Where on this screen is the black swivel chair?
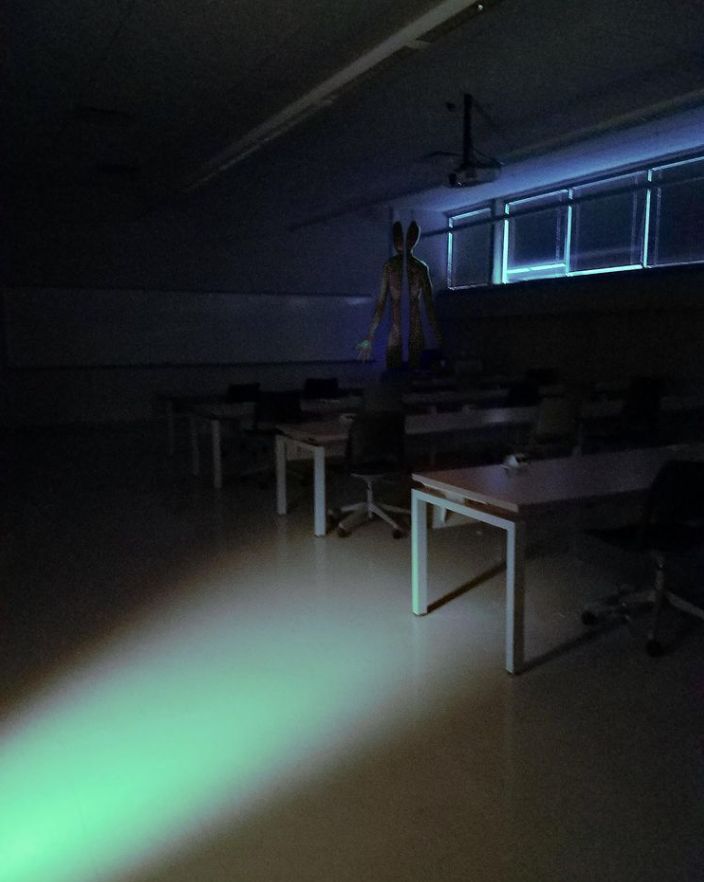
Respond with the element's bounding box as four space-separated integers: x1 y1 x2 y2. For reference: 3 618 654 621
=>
619 376 663 447
241 390 303 484
582 459 704 655
302 377 339 399
329 411 409 538
226 382 261 403
525 393 582 460
585 376 663 452
505 378 541 407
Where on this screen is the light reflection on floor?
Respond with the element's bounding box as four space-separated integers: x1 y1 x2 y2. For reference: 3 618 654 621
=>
0 424 702 882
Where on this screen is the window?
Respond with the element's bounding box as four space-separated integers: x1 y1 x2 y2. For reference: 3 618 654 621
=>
503 191 568 282
570 173 646 273
447 148 704 290
448 209 493 288
649 157 704 267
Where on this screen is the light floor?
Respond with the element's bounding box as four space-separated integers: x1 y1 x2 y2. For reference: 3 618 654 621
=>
1 423 703 882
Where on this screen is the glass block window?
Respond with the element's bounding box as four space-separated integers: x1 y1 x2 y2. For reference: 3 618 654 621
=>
448 208 493 288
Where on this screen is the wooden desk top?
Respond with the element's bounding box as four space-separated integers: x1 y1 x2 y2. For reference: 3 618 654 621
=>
413 445 704 515
192 401 256 418
278 405 539 446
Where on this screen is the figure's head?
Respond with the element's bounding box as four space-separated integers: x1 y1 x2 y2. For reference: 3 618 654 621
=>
406 220 421 252
392 221 404 254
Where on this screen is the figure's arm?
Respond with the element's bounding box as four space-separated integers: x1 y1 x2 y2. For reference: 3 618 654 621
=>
421 267 443 347
357 264 389 360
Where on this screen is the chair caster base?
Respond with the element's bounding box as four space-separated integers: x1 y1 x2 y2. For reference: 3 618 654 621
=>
392 528 406 539
337 526 351 538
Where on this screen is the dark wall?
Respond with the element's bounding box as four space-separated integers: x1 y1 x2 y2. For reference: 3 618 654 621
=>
436 264 704 382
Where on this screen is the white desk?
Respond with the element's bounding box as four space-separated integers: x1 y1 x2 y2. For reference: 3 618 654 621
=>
402 383 565 411
276 406 538 536
191 396 362 489
156 392 225 456
189 401 256 489
411 445 700 674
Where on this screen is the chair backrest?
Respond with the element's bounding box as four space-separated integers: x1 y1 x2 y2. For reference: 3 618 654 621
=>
525 367 560 386
362 383 405 413
255 390 302 426
302 377 339 399
505 379 540 407
621 376 662 439
532 394 580 445
346 411 405 471
227 382 261 403
646 459 704 528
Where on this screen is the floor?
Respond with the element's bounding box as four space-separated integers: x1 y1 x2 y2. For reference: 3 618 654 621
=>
1 422 703 882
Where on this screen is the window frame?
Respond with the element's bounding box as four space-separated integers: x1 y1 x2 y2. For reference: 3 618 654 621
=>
446 148 704 290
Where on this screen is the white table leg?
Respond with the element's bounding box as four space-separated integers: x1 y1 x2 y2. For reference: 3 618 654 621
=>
190 414 200 476
505 520 526 674
275 435 288 516
211 418 222 489
411 490 429 614
313 445 326 537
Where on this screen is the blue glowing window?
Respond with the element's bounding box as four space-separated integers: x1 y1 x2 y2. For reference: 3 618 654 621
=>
504 191 568 281
446 150 704 290
448 209 493 288
571 174 646 272
649 160 704 266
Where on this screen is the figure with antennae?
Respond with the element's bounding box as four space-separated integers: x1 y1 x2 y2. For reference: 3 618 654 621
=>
357 220 442 369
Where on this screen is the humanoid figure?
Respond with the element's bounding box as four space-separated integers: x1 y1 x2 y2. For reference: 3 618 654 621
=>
357 220 442 369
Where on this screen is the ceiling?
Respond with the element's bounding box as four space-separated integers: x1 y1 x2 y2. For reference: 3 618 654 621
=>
5 0 704 234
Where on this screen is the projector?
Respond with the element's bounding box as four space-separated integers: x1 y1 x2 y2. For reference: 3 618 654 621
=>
447 161 501 188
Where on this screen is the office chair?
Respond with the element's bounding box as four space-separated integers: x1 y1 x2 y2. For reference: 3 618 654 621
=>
226 382 260 403
241 390 303 484
329 411 409 538
362 382 405 413
499 394 580 469
221 382 261 461
505 378 541 407
585 376 663 452
620 376 663 446
302 377 339 399
525 367 560 387
581 459 704 655
526 394 581 459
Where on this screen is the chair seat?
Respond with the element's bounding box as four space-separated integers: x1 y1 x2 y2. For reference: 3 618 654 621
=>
583 459 704 654
332 410 408 538
588 523 704 555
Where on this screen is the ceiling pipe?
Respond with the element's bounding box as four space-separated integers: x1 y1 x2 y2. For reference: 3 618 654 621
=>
183 0 493 193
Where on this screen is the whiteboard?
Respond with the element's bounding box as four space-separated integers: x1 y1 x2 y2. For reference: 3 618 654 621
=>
4 288 376 366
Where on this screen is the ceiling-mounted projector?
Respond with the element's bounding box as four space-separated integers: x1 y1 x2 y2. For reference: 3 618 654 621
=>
447 93 501 188
448 159 501 188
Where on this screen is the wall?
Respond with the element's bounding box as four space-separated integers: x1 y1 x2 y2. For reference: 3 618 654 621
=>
7 105 704 426
395 104 704 218
436 264 704 384
4 211 394 425
3 288 382 424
